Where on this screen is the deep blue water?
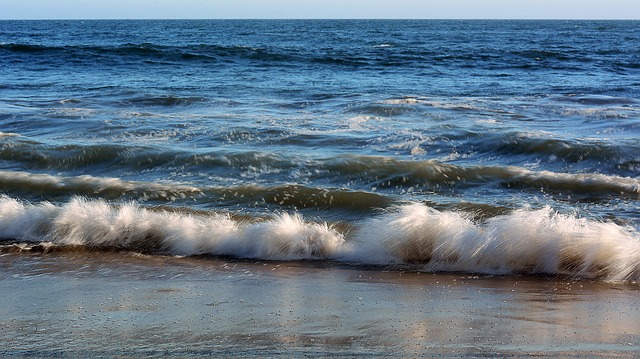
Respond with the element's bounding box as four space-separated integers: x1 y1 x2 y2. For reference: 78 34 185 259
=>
1 20 640 280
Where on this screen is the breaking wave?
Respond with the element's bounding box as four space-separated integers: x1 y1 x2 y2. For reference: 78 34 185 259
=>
1 196 639 282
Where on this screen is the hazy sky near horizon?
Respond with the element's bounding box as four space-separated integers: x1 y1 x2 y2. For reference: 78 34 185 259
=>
2 0 639 20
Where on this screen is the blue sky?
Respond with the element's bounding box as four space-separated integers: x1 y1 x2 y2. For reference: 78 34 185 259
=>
2 0 639 20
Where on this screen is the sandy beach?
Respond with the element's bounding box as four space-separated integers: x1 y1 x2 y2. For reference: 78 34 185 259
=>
1 251 638 358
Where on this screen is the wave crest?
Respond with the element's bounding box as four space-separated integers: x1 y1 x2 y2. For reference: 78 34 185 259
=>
1 197 639 282
0 196 344 261
344 204 640 282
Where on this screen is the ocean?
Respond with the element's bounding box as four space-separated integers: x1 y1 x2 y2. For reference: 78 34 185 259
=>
1 20 640 356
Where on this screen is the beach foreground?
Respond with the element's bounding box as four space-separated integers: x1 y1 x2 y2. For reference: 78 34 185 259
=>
1 252 638 358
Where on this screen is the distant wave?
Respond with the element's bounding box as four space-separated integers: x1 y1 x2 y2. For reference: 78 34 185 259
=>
1 196 638 282
324 156 640 198
0 170 391 210
4 112 638 176
0 170 202 201
121 95 207 107
0 153 637 205
488 132 621 163
0 42 362 67
4 41 637 71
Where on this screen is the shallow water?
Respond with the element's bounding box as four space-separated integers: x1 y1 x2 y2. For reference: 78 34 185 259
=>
1 253 638 357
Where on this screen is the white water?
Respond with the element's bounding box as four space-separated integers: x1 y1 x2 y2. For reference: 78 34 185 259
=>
1 196 639 282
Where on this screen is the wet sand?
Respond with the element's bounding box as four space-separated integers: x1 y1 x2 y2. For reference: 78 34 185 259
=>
1 251 639 358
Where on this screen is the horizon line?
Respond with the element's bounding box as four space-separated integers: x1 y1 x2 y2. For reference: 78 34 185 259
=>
2 17 639 21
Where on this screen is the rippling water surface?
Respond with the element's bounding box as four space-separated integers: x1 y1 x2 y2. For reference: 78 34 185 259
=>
1 20 640 281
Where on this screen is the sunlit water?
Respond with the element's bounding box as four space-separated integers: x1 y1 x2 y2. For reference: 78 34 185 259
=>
1 20 640 281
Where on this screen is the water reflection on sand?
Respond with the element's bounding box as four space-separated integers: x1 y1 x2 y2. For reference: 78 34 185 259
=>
1 252 638 357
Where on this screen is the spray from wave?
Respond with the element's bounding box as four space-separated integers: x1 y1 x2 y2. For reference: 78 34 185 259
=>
0 196 638 282
345 204 640 282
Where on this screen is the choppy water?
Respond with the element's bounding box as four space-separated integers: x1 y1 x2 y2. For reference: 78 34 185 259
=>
1 20 640 282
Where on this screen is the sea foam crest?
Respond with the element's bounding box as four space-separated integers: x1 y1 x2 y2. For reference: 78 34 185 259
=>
345 204 640 282
0 196 343 261
1 196 639 282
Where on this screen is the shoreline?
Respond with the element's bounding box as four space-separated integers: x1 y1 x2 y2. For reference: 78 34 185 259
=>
1 252 639 357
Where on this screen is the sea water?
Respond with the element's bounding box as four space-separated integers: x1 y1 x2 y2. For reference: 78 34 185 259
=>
1 20 640 281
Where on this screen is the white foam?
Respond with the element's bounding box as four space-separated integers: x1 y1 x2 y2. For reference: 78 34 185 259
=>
345 204 640 281
0 196 58 241
1 197 639 282
341 204 480 265
48 107 98 118
382 98 419 105
0 196 344 261
346 115 374 131
385 129 433 156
